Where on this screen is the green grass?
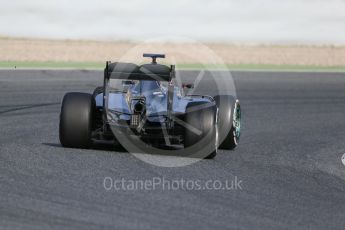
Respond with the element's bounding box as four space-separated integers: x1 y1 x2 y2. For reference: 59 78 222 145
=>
177 63 345 72
0 61 104 69
1 61 345 72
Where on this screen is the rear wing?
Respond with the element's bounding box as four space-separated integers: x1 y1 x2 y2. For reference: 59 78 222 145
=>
102 59 176 128
105 61 175 82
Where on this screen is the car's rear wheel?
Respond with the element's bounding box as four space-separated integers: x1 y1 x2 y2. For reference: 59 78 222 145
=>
214 95 241 150
184 101 218 159
59 93 94 148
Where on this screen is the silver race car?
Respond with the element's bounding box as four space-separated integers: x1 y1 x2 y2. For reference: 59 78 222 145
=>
59 54 241 159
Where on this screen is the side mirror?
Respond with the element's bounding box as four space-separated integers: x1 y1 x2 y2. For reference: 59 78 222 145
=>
182 84 194 89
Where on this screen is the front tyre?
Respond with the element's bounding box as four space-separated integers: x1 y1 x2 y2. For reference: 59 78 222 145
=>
59 93 94 148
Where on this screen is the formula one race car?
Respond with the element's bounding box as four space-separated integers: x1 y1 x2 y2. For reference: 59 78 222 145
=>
59 54 241 159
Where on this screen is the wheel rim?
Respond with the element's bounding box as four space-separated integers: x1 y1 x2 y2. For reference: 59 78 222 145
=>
215 108 219 152
233 100 241 143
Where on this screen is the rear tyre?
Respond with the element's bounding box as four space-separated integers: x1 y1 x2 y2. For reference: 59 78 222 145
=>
214 95 241 150
59 93 94 148
184 102 218 159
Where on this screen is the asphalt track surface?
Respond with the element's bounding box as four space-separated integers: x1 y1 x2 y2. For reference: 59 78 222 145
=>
1 69 345 229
